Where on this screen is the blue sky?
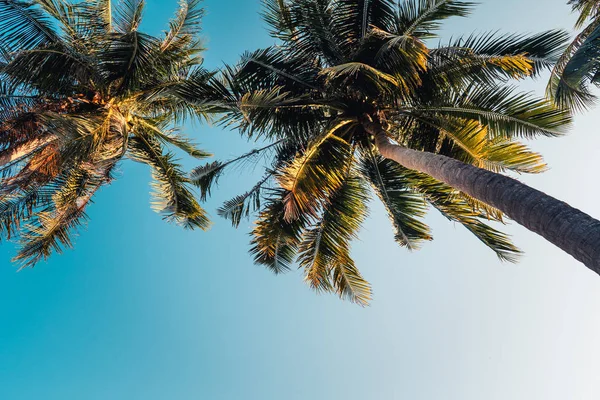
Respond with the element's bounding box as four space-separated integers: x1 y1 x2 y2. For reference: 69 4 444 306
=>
1 1 600 399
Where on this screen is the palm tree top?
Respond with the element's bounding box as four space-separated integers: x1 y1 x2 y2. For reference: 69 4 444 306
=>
548 0 600 109
193 0 572 305
0 0 224 267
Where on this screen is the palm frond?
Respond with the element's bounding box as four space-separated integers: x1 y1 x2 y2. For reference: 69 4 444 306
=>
396 0 475 39
190 140 282 200
570 0 600 28
217 173 271 227
261 0 296 41
550 23 600 111
298 174 372 305
128 131 210 230
432 30 569 79
359 151 432 249
113 0 145 34
334 0 396 41
403 84 572 138
250 190 308 274
12 167 105 268
0 0 60 51
161 0 204 52
403 169 522 262
277 121 355 222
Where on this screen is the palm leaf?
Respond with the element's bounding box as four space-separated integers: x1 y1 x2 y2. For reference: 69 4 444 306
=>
298 174 372 305
277 121 355 222
128 131 210 230
359 151 432 249
250 190 308 274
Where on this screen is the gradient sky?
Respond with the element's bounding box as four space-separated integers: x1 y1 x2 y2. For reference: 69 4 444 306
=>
1 1 600 399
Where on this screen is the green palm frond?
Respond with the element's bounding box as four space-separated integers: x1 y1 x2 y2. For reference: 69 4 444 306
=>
298 174 371 305
161 0 204 52
217 173 272 227
551 23 600 110
277 122 355 222
320 62 408 96
481 138 547 174
359 151 432 249
570 0 600 28
548 1 600 110
12 167 106 268
250 190 308 274
406 117 547 174
128 132 209 230
135 118 210 159
331 258 372 306
0 0 60 51
402 169 522 262
396 0 475 39
334 0 396 40
404 84 572 139
190 140 282 200
113 0 145 34
283 0 343 64
432 30 569 80
261 0 296 41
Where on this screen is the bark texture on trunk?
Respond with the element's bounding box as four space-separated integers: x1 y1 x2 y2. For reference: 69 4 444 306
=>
0 134 57 168
367 122 600 273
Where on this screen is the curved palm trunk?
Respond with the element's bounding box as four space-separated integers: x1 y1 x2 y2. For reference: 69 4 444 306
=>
0 134 57 169
366 122 600 273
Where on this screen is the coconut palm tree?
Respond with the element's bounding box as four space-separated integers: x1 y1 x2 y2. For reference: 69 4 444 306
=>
0 0 225 267
548 0 600 109
192 0 600 305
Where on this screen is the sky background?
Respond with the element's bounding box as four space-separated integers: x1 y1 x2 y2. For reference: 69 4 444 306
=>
1 1 600 399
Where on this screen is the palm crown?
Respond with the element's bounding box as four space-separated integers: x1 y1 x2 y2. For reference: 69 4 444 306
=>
0 0 223 267
193 0 572 305
548 0 600 109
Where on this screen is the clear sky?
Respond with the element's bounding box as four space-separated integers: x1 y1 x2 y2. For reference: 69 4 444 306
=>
1 1 600 399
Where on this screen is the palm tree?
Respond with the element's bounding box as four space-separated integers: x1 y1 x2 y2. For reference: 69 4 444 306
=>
548 0 600 109
0 0 224 267
193 0 600 305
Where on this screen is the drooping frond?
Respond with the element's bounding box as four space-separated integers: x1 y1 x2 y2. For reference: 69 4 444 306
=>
134 118 210 159
570 0 600 28
331 258 372 306
277 122 355 222
298 174 372 305
12 167 107 268
217 173 271 227
548 3 600 110
359 151 432 249
128 131 210 230
549 23 600 111
403 169 522 262
190 140 282 200
250 190 308 274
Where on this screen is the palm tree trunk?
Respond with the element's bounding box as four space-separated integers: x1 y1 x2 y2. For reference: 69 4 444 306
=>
365 122 600 273
0 134 57 168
